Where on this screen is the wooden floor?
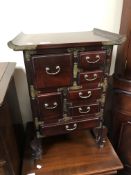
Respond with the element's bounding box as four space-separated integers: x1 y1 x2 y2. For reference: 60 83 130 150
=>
22 123 123 175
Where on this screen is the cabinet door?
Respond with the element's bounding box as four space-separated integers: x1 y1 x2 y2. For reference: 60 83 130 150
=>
37 92 63 124
32 53 73 89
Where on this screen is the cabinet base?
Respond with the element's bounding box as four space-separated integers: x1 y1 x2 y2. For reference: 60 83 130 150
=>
22 122 123 175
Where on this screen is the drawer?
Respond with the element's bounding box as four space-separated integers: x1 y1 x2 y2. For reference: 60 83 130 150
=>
78 51 106 69
67 88 102 104
39 117 100 136
37 92 63 123
32 53 73 89
77 70 103 86
68 103 100 117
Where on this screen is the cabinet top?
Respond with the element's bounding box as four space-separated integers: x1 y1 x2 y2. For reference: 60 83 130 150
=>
0 62 16 106
8 28 126 51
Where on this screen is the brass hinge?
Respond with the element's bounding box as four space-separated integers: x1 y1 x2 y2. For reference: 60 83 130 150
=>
69 82 82 90
58 114 72 123
35 117 44 129
102 45 113 56
30 85 38 99
103 78 108 92
36 131 45 138
67 47 85 58
96 94 106 108
69 62 82 90
34 118 45 138
73 62 79 79
98 78 108 92
100 94 106 107
24 50 37 61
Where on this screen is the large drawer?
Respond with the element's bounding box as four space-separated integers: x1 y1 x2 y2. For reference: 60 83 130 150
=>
39 117 100 136
32 53 73 89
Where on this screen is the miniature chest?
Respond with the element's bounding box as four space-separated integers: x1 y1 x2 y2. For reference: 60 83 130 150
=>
8 29 125 149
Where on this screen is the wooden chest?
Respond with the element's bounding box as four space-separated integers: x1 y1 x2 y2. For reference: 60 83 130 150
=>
8 29 125 152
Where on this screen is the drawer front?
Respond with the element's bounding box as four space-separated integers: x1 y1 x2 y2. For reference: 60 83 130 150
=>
68 103 100 117
37 92 63 123
67 88 102 104
77 70 103 86
78 51 106 69
40 117 100 136
32 53 73 89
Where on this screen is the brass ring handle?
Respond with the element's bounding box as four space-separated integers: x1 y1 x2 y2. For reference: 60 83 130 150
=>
84 73 97 81
79 91 92 99
44 102 58 110
86 55 100 63
78 106 90 114
45 66 60 75
65 123 77 131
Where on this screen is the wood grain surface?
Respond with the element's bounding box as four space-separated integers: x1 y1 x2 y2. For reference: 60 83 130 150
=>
22 122 123 175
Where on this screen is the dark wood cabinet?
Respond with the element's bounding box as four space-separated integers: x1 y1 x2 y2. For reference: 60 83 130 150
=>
112 78 131 175
8 29 125 157
0 63 24 175
110 0 131 174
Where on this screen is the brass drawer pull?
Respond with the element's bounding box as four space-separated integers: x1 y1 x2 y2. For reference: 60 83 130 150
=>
86 55 100 63
84 73 97 81
45 66 60 75
65 123 77 131
44 102 58 109
79 91 91 99
79 106 90 114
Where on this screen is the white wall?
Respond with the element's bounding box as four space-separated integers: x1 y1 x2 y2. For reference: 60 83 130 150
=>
0 0 123 125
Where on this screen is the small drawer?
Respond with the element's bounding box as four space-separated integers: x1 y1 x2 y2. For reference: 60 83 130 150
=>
68 103 100 116
78 51 106 69
77 70 103 85
67 88 102 104
39 117 100 136
32 53 73 89
37 92 63 123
